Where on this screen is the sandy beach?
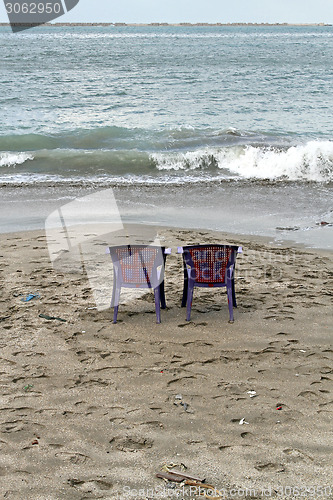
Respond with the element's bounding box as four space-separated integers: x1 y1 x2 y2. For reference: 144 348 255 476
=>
0 225 332 499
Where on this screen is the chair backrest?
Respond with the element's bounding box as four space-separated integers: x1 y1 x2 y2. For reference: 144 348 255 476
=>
183 245 237 284
109 245 165 288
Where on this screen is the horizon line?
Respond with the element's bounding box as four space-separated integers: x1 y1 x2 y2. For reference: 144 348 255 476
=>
0 22 332 27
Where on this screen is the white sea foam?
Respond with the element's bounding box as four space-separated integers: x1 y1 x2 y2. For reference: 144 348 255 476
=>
151 150 218 171
152 141 333 182
0 152 34 168
223 141 333 181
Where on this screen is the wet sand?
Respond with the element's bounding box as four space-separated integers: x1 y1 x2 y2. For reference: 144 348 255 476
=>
0 226 332 499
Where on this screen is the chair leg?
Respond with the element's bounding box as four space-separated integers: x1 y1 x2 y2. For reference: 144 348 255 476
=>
112 287 121 324
113 305 119 324
160 280 166 309
111 277 117 307
232 278 237 308
186 285 194 321
181 268 188 307
154 287 161 323
227 284 234 323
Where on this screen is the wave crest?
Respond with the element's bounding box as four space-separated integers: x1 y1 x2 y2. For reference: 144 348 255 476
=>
151 150 219 171
152 141 333 182
0 152 34 168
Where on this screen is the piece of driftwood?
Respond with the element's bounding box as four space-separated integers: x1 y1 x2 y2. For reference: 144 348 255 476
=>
156 470 205 483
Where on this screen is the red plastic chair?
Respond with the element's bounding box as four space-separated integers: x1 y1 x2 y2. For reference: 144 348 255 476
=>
180 244 239 323
109 245 166 323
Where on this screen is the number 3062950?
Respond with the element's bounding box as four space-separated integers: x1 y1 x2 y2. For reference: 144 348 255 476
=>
5 3 62 14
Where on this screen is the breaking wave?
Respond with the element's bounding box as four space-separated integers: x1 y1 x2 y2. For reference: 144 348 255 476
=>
0 128 332 184
152 141 333 182
0 152 34 168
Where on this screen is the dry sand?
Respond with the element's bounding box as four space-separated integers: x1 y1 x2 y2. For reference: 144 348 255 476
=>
0 226 332 499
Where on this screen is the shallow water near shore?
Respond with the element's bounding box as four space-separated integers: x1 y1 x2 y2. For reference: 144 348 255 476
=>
0 182 332 250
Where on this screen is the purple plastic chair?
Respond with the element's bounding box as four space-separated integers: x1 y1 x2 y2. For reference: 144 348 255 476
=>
181 244 239 323
109 245 166 324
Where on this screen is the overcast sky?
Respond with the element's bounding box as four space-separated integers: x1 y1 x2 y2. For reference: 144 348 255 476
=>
0 0 332 24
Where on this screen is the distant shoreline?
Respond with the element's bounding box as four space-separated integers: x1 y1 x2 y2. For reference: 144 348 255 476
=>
0 22 332 27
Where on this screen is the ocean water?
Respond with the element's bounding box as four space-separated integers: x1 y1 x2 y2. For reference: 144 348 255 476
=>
0 25 332 247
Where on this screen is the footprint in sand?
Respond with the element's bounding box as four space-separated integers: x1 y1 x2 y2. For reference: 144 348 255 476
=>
55 451 89 464
297 390 322 401
67 478 113 492
318 401 333 412
283 448 314 463
255 462 285 472
109 435 154 452
240 432 255 441
1 420 25 433
182 340 213 347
